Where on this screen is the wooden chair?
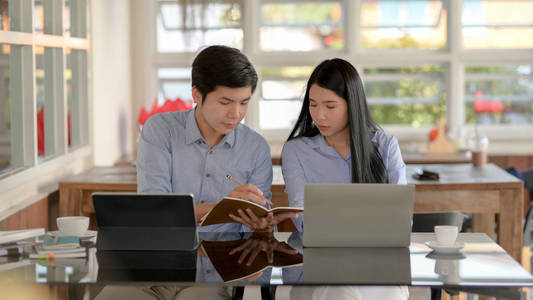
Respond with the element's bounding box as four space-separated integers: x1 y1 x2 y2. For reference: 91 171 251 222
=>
412 211 465 233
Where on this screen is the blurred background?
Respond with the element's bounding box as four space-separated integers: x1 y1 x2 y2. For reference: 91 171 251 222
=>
1 0 533 217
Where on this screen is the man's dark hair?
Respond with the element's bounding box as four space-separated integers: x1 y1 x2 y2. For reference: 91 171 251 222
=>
191 45 258 102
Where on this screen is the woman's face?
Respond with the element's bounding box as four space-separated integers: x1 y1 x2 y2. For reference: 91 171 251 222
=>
308 83 349 140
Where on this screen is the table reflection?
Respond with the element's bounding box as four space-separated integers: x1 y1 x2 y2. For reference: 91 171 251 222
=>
426 252 465 285
201 232 301 283
1 232 532 289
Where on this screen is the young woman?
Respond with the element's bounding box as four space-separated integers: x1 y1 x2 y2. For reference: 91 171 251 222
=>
281 57 410 300
282 58 407 232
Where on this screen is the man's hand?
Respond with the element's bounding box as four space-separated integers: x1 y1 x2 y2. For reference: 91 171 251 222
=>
194 203 216 223
228 184 272 206
229 232 299 266
229 209 299 232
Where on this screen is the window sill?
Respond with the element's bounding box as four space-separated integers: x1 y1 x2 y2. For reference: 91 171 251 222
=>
0 145 93 221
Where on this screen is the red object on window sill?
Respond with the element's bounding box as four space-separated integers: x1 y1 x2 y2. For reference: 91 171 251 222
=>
429 128 438 142
37 107 71 156
138 98 193 126
474 100 504 114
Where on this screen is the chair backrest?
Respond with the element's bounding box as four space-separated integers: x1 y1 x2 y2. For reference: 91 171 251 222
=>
412 211 465 233
522 168 533 199
522 168 533 245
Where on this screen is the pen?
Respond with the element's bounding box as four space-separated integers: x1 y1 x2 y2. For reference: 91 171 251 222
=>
226 174 273 205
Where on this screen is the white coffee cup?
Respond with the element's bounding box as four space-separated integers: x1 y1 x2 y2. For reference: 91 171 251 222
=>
57 216 89 236
434 225 458 246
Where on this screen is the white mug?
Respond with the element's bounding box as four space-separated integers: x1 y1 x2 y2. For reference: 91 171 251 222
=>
57 216 89 236
434 225 458 246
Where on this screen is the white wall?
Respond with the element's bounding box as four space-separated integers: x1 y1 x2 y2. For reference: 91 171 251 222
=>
130 0 157 144
91 0 134 166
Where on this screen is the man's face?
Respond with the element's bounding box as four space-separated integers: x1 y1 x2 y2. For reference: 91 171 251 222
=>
193 85 252 138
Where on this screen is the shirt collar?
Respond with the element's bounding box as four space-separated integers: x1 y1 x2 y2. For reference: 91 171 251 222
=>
185 108 236 148
222 127 236 148
310 134 355 161
185 109 204 145
310 134 328 150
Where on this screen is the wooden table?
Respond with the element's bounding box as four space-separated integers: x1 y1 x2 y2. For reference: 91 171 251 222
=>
272 163 524 262
56 165 299 231
401 152 471 164
406 163 524 262
58 164 524 262
58 166 137 229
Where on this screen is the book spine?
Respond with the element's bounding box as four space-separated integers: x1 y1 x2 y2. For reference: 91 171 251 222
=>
0 247 23 257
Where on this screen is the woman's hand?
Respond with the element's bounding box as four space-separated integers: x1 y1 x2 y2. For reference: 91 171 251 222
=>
229 209 299 232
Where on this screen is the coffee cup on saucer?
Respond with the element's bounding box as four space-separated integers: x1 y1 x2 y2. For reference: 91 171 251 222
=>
434 225 458 246
57 216 89 236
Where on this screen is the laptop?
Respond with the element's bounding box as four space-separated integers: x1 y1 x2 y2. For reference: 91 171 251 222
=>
303 184 414 247
93 192 199 251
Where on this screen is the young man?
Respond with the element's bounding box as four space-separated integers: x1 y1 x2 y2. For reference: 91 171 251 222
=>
136 45 297 232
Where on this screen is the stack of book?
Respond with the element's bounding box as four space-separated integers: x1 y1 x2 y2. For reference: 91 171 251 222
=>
0 228 45 272
30 236 86 259
0 228 44 247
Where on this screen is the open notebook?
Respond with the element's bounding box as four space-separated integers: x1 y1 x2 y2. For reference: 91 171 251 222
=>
200 197 303 226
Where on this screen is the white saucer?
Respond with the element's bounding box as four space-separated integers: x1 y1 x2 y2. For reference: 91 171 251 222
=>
48 230 97 240
426 251 466 260
425 241 465 254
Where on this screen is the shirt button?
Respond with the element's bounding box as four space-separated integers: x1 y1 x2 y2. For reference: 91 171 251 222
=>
206 173 211 178
206 269 211 274
197 140 202 144
209 151 213 155
201 200 205 204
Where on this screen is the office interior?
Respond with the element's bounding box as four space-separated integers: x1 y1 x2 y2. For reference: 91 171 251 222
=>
1 0 533 298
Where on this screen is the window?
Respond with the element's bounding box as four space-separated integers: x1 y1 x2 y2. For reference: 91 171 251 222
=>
157 0 243 53
157 68 193 105
0 0 90 178
0 44 11 173
364 66 446 126
259 66 314 129
147 0 533 145
66 48 89 148
360 0 446 50
462 0 533 49
34 0 45 34
465 65 533 125
259 1 343 51
0 2 10 31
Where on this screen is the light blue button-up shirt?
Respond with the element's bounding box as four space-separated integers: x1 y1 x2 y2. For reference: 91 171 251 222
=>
281 131 407 231
136 109 273 232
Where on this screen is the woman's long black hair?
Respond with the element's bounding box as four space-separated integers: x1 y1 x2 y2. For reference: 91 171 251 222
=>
287 58 388 183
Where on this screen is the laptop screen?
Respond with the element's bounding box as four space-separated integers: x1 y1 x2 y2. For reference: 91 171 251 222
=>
303 184 414 247
93 193 196 228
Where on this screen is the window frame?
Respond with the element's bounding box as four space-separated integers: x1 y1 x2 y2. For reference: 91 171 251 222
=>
0 0 91 213
147 0 533 145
